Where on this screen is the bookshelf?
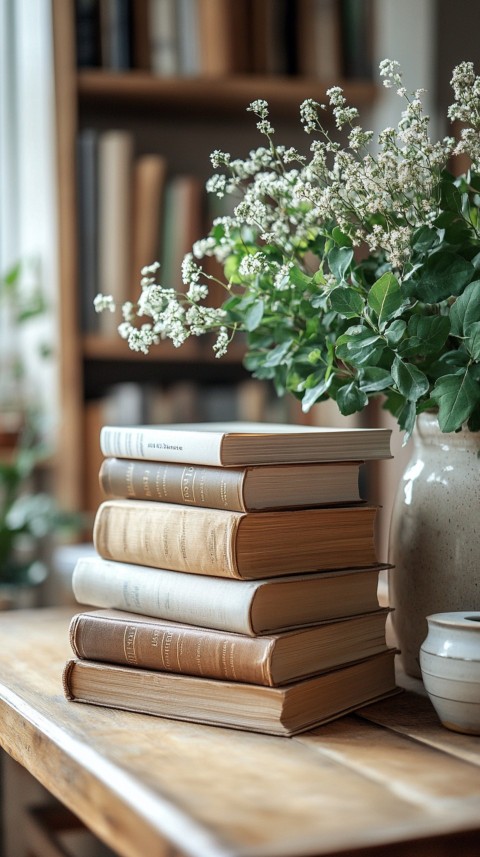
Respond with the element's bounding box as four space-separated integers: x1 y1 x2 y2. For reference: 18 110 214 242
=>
51 0 378 517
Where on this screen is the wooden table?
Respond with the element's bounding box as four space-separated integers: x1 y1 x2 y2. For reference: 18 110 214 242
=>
1 607 480 857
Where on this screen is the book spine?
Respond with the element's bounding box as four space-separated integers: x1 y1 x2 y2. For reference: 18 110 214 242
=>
93 500 242 577
100 426 225 465
70 613 274 685
97 131 133 336
99 458 247 511
71 558 256 634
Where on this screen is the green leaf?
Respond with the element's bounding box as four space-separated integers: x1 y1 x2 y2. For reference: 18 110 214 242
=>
408 251 474 302
433 211 472 246
397 400 417 442
335 329 384 367
329 287 364 318
411 225 438 254
449 280 480 336
384 319 407 348
439 177 463 213
331 227 353 248
327 246 354 283
244 299 264 331
367 272 404 330
263 340 292 367
399 315 451 357
466 321 480 361
301 376 333 411
337 382 368 416
391 357 429 402
359 367 393 393
431 370 480 432
289 267 312 289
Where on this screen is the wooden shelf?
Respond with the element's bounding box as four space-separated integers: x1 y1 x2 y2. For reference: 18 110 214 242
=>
77 71 377 116
82 335 247 366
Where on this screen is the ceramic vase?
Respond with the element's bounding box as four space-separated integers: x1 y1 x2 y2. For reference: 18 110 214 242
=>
420 612 480 734
388 412 480 678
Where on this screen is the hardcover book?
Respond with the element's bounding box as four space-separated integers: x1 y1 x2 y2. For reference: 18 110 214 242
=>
98 457 363 511
93 499 379 578
72 557 389 635
99 421 392 467
63 648 399 736
69 608 390 686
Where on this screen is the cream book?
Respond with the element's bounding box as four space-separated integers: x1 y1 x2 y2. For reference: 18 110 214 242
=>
72 557 389 635
63 649 399 736
99 421 392 466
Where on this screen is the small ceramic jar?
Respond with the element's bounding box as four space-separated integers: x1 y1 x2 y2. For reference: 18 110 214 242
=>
420 612 480 735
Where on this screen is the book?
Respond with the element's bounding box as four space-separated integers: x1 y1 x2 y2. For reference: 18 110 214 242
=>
99 421 393 466
296 0 342 80
98 457 363 511
72 557 388 635
97 130 133 336
130 153 168 299
160 175 204 292
198 0 250 75
176 0 201 76
339 0 374 79
75 0 101 67
149 0 179 76
69 607 391 686
76 128 99 333
93 499 379 578
99 0 132 70
62 648 398 736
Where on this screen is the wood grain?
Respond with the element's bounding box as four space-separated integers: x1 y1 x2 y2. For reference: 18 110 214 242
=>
1 608 480 857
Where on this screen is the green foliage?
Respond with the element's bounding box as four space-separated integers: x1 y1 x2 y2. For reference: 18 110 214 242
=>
103 60 480 442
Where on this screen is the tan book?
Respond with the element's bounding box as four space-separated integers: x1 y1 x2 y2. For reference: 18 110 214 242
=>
130 154 168 300
62 649 399 736
99 421 392 466
72 557 389 635
69 608 390 686
97 129 133 336
93 499 379 579
98 457 363 511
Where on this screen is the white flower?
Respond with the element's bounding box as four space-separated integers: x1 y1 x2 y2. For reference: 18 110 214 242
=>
94 294 115 313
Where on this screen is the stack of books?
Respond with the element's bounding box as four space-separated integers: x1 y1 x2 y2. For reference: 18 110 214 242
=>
63 422 398 736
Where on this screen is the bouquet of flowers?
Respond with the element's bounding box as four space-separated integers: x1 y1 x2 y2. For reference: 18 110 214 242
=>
95 60 480 440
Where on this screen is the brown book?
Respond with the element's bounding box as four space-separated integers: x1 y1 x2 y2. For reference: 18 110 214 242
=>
72 557 389 635
93 499 379 579
98 457 363 511
99 421 393 466
69 608 390 686
130 154 168 300
62 648 399 736
160 175 204 292
198 0 250 75
131 0 151 70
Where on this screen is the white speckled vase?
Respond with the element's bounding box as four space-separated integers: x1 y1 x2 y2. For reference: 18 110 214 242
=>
389 412 480 678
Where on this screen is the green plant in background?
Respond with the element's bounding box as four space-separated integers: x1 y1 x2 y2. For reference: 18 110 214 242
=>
0 261 76 588
95 60 480 441
0 426 74 586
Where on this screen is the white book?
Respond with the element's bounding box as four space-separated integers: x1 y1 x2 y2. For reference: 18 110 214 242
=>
72 555 388 635
149 0 179 76
99 421 393 466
